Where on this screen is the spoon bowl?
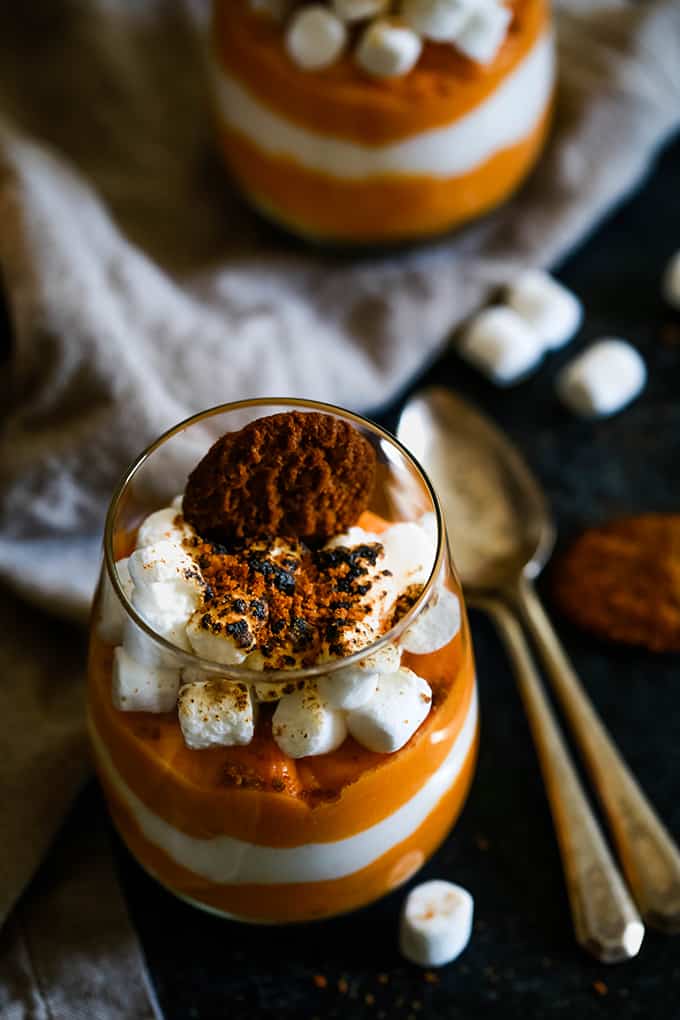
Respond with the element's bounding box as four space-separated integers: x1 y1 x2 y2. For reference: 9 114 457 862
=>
397 387 554 592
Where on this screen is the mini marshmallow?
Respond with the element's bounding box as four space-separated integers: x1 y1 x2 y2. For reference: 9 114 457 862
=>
272 686 347 758
136 507 192 549
131 585 193 651
401 0 472 41
453 2 511 63
557 339 647 418
128 540 202 593
248 0 294 19
254 676 307 702
178 678 257 749
380 521 437 588
171 493 184 510
286 5 347 70
324 525 381 549
318 642 402 709
401 587 461 654
356 19 423 77
400 880 474 967
459 306 544 385
347 667 432 752
417 512 438 546
662 250 680 310
506 269 583 350
112 646 180 713
97 557 133 644
333 0 390 20
186 610 256 665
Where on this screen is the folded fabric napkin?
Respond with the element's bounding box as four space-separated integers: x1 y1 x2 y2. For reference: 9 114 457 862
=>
1 1 679 1015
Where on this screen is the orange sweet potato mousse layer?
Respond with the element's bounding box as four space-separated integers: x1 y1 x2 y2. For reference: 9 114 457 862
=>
99 733 478 922
218 104 551 242
213 0 548 145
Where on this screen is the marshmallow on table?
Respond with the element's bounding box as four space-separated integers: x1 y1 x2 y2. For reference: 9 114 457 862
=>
401 586 461 654
318 641 402 709
333 0 390 20
557 339 647 417
286 6 348 70
347 667 432 752
400 880 474 967
112 647 180 713
506 269 583 350
453 3 511 64
178 678 257 749
356 19 423 77
458 306 544 385
662 250 680 310
273 686 347 758
401 0 472 41
97 557 133 644
135 507 192 549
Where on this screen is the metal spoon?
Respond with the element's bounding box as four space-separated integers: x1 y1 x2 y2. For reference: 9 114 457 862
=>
398 387 680 946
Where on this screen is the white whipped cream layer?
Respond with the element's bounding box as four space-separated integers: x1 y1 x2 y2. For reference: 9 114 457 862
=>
214 29 554 180
89 683 477 885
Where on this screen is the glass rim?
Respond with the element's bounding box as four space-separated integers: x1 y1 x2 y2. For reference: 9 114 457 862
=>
103 396 448 684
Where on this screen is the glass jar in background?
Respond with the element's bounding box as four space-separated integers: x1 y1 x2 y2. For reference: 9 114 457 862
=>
88 398 478 923
211 0 554 245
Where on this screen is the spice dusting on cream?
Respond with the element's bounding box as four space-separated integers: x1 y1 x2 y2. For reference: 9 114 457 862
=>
99 411 461 758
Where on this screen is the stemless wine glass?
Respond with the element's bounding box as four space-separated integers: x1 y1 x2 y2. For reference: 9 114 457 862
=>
88 398 478 923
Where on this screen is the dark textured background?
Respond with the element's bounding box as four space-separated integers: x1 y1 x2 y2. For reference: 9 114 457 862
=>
5 134 680 1019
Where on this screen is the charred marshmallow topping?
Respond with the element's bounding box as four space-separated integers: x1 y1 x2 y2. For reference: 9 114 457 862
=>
99 509 459 758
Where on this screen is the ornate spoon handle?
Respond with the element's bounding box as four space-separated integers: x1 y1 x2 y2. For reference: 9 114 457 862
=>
473 594 644 962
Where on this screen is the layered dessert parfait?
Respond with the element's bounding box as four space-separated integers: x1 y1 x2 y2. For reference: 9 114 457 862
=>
212 0 554 243
89 403 477 922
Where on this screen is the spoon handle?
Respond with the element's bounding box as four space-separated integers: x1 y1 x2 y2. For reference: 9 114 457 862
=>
513 575 680 933
474 595 644 962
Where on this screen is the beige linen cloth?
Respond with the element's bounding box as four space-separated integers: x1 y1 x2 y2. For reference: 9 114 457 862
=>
1 1 679 1016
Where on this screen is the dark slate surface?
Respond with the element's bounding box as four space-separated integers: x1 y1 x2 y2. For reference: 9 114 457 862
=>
112 132 680 1019
3 134 678 1018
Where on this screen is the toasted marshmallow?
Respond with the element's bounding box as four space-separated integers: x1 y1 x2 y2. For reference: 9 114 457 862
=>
135 507 192 549
254 676 308 702
459 306 543 385
248 0 294 19
333 0 390 20
401 587 461 654
400 880 474 967
112 646 180 713
319 642 402 709
324 525 381 549
186 609 257 665
662 250 680 310
347 667 432 752
557 339 646 417
272 686 347 758
453 2 511 63
506 270 583 350
401 0 471 41
286 6 347 70
97 557 133 644
381 522 436 589
356 19 423 77
178 678 257 749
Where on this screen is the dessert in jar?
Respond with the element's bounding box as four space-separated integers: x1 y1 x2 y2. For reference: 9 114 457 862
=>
88 400 477 923
212 0 554 244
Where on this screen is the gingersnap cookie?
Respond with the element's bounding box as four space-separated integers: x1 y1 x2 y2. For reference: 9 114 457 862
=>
552 514 680 653
183 411 376 544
